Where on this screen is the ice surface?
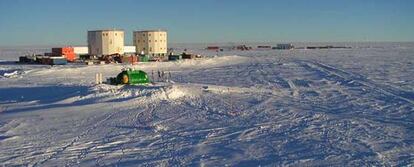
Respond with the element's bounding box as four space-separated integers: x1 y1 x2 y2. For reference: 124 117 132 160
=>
0 42 413 166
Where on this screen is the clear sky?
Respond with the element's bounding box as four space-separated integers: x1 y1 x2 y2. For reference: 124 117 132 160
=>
0 0 413 46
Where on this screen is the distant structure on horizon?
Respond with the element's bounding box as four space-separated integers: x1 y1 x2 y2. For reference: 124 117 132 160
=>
87 29 125 55
133 30 167 57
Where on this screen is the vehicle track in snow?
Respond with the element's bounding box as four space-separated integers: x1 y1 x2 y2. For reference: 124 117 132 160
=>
32 104 120 166
302 60 413 104
249 56 291 89
289 60 414 165
2 50 414 166
296 60 414 120
266 58 414 165
57 99 163 166
78 58 413 166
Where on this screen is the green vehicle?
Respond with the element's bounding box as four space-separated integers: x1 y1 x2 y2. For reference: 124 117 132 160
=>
139 55 150 62
109 69 150 85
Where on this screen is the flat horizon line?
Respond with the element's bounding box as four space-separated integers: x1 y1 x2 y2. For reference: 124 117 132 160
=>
1 41 413 48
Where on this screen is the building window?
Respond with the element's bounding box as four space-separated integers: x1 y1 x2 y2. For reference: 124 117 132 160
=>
155 40 157 42
149 40 151 42
115 33 117 36
149 34 151 36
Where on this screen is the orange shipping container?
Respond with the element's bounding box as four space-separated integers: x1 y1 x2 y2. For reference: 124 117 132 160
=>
64 53 76 62
52 47 74 55
52 47 76 62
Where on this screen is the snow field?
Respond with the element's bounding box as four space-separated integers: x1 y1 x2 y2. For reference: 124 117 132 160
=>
0 43 413 166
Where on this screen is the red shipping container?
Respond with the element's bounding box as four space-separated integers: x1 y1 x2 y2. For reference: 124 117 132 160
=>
121 55 138 64
207 46 220 50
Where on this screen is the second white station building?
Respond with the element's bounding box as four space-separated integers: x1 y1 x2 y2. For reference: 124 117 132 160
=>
87 29 125 55
133 30 167 57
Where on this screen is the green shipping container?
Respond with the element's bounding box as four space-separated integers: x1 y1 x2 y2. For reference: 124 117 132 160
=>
139 55 150 62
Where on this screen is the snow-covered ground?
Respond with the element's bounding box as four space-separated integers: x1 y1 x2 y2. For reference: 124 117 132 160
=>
0 42 413 166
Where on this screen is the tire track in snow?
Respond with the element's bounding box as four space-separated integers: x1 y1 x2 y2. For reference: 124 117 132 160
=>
33 105 119 166
297 60 414 122
237 56 298 99
161 92 274 145
292 60 414 165
300 60 413 105
68 103 159 166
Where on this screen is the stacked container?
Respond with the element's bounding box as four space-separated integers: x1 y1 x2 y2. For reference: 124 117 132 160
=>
52 47 76 62
139 55 149 62
121 55 138 64
50 57 68 65
168 55 181 61
40 57 52 65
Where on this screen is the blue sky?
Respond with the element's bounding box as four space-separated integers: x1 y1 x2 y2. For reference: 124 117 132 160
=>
0 0 413 46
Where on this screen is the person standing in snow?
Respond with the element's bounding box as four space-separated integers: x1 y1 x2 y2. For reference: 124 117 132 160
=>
151 70 154 82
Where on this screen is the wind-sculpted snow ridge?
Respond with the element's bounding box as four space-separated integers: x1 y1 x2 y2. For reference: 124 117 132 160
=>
0 43 414 166
80 84 194 103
